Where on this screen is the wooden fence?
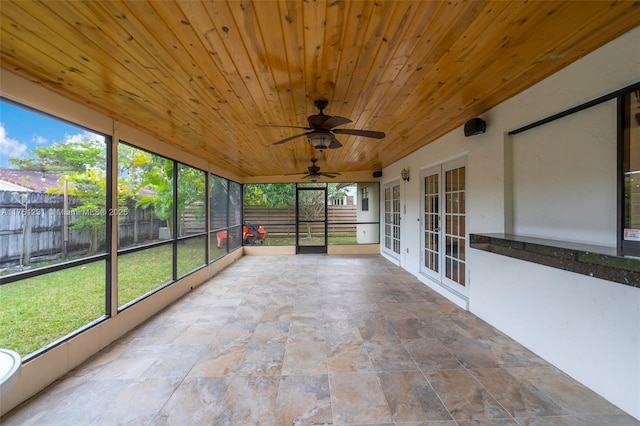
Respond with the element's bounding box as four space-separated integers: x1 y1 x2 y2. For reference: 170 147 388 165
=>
0 191 162 269
243 205 357 236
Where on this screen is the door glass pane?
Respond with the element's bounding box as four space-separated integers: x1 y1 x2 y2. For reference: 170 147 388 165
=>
391 184 401 254
423 173 439 272
384 187 392 250
445 166 466 286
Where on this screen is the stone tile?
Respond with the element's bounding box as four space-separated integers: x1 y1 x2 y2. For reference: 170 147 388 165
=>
390 317 437 339
212 374 280 425
87 353 160 381
273 374 332 425
152 376 231 425
329 372 394 425
288 317 327 342
250 320 290 344
259 304 293 322
324 318 363 344
170 320 227 345
365 339 419 372
470 368 567 418
140 345 205 379
357 317 400 342
507 367 631 417
236 342 285 377
425 369 512 421
378 371 453 422
282 341 328 375
92 377 182 425
327 341 374 373
187 341 247 378
404 337 464 371
211 319 258 345
514 415 640 425
1 378 131 425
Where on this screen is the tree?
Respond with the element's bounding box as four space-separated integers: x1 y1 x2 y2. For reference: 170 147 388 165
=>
176 164 205 237
134 156 206 238
10 137 108 256
298 189 325 240
54 168 107 254
118 145 156 243
9 138 105 174
135 156 174 235
243 184 295 207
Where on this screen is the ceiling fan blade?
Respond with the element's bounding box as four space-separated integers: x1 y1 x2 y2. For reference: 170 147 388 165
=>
272 131 314 145
332 128 386 139
320 172 340 178
260 124 311 130
284 172 310 176
328 137 343 149
322 116 352 129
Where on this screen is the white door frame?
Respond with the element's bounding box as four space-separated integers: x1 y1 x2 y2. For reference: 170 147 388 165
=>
382 179 402 263
419 157 469 299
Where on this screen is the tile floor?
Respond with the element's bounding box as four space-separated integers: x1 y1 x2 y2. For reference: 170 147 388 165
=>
2 255 638 425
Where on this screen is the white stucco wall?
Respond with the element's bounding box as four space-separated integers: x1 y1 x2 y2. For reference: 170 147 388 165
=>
511 100 618 245
382 25 640 419
356 182 380 244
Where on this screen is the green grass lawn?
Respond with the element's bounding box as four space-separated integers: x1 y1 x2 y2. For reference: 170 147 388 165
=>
0 261 106 356
0 238 208 357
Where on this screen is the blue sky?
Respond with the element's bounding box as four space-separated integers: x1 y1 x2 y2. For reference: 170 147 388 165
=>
0 100 100 168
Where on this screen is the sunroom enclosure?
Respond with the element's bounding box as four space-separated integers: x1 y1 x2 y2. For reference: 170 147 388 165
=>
0 25 639 422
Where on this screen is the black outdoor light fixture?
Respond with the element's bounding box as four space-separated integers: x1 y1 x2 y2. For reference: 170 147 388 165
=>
401 168 410 182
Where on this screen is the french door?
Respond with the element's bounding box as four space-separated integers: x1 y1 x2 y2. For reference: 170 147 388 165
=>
383 181 401 258
420 159 468 297
296 186 327 254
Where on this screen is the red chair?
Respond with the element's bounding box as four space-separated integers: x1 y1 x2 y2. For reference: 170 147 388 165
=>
216 230 231 248
243 224 266 244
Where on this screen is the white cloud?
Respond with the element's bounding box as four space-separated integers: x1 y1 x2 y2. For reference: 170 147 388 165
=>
64 131 106 144
32 135 48 145
0 123 27 158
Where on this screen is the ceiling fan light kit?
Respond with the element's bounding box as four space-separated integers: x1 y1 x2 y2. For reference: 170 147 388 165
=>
308 132 333 151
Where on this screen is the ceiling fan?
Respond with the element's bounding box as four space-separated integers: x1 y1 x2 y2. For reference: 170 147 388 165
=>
286 158 341 183
268 100 385 151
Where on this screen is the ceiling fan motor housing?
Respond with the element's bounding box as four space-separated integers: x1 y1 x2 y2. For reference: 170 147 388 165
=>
314 99 329 111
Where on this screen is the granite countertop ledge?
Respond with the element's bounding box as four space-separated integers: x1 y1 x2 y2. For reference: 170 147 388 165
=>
470 233 640 288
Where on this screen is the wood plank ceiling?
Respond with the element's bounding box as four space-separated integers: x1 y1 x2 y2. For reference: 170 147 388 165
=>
1 1 639 179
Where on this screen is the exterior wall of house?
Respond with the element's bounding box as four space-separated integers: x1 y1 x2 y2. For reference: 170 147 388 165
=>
381 26 640 419
357 182 380 244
